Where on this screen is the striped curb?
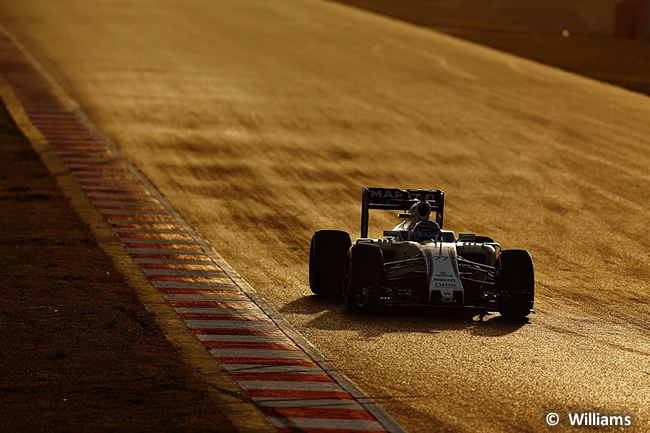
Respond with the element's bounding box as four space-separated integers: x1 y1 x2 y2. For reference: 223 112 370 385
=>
0 29 404 433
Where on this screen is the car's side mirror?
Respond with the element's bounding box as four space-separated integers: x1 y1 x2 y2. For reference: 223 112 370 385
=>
458 232 476 242
383 230 410 240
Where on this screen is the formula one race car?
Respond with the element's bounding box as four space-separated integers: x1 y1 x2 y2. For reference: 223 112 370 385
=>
309 187 534 318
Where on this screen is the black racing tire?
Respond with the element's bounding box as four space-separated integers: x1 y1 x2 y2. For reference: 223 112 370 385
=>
343 243 384 312
309 230 351 298
474 235 495 243
497 249 535 319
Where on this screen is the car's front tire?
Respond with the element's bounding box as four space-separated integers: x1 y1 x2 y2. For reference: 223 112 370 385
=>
496 249 535 319
343 243 384 312
309 230 351 298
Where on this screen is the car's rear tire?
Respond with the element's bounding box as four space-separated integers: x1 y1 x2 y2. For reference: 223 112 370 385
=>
343 243 383 312
497 249 534 319
474 235 495 243
309 230 351 298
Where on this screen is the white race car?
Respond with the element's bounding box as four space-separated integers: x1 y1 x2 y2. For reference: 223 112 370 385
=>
309 187 534 318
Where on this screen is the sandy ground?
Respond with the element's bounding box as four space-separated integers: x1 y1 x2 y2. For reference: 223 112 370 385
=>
0 0 649 432
0 104 235 432
329 0 650 95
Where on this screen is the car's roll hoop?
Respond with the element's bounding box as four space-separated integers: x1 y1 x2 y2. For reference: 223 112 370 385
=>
360 187 445 237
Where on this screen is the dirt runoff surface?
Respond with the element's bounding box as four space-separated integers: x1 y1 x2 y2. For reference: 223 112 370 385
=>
0 104 236 432
328 0 650 95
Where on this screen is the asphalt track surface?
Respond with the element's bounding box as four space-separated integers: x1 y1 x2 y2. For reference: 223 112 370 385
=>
1 1 648 432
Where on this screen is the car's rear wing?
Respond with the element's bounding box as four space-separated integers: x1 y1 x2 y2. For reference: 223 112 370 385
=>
360 187 445 237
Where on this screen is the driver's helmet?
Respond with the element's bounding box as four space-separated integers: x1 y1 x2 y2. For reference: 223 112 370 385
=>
412 220 441 241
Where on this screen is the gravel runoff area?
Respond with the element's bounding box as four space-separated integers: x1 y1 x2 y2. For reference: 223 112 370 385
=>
0 102 237 432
